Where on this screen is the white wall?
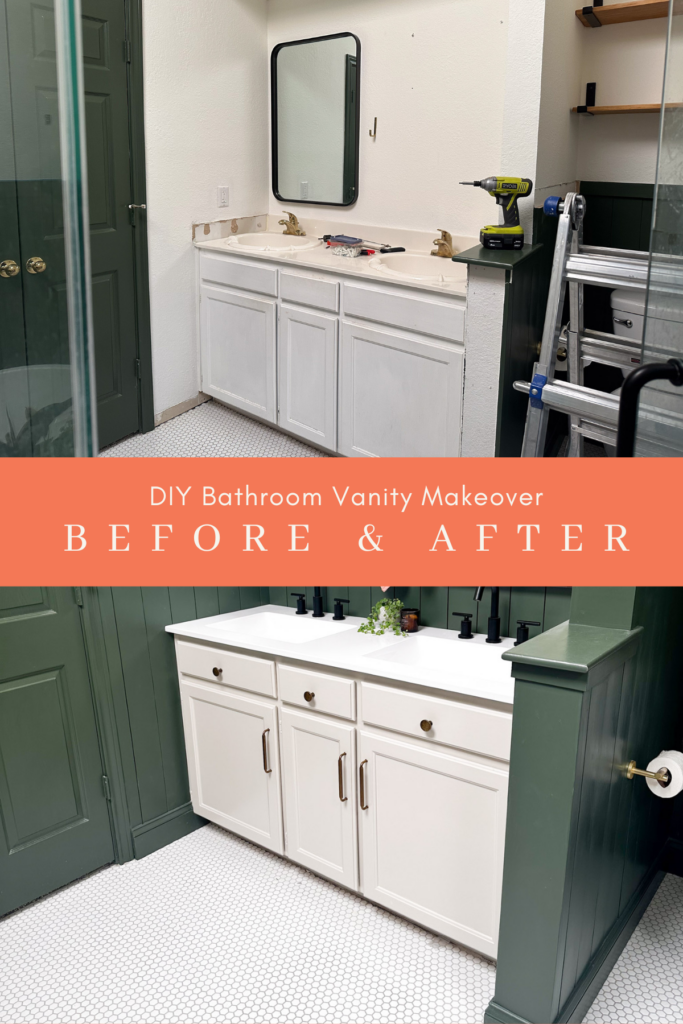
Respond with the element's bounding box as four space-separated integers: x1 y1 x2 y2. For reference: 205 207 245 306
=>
143 0 269 418
534 0 582 200
576 17 667 183
266 0 510 240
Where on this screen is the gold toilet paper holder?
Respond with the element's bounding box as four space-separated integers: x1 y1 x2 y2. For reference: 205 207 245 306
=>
626 760 671 786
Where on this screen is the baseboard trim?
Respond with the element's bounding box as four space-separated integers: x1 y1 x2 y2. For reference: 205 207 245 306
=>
132 802 206 859
484 1001 532 1024
154 393 211 426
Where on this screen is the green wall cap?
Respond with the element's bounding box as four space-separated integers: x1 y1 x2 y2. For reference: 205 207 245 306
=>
502 620 642 674
451 242 543 270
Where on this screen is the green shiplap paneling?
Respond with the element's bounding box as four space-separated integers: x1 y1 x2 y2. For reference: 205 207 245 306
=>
194 588 220 619
580 182 654 253
489 587 683 1024
419 588 448 629
168 588 198 625
240 587 265 609
394 587 421 614
217 588 242 614
543 588 573 631
347 587 372 616
508 588 546 641
267 587 288 607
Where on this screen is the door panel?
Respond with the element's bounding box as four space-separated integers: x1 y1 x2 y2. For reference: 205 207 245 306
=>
2 0 142 451
281 708 357 889
339 321 463 457
180 679 283 854
0 588 115 916
201 286 277 421
278 306 337 448
358 730 508 958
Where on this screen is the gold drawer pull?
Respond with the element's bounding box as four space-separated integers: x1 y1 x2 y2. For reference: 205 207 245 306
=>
212 666 222 678
420 719 433 733
304 691 315 702
359 759 368 810
338 753 348 802
262 729 272 774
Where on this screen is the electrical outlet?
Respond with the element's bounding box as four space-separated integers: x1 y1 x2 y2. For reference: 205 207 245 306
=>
217 186 230 208
300 181 309 200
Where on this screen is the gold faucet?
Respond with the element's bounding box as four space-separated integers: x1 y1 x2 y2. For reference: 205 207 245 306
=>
432 229 456 258
279 211 306 236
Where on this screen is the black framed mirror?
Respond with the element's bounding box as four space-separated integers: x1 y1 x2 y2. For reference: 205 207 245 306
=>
271 33 361 207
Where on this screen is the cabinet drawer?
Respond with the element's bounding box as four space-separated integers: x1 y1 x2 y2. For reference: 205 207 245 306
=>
175 640 276 697
278 664 355 721
281 272 339 313
361 682 511 761
200 253 277 297
343 284 464 342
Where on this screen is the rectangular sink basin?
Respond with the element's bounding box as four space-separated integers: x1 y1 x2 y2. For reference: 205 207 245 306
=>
216 612 350 645
364 634 513 678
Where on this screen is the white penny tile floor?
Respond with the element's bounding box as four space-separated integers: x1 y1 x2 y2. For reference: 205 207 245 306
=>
100 401 326 458
0 824 681 1024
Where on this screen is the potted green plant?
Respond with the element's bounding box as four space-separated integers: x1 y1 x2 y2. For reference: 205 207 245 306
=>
358 597 407 637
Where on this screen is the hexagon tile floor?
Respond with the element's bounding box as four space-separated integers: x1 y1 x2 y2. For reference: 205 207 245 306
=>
0 825 681 1024
99 401 326 458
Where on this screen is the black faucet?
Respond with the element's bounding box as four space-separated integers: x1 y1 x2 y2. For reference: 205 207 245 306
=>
452 611 474 639
515 619 540 646
291 593 307 615
333 598 350 621
312 587 325 618
474 587 502 644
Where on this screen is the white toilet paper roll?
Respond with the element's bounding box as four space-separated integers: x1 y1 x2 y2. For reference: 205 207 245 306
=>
645 750 683 799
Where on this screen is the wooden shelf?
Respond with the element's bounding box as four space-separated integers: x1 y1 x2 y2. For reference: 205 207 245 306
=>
576 1 669 28
571 103 661 113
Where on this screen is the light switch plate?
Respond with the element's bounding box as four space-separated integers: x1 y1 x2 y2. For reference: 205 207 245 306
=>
217 186 230 208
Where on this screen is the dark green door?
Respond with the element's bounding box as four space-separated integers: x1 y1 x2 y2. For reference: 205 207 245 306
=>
0 588 114 916
1 0 145 452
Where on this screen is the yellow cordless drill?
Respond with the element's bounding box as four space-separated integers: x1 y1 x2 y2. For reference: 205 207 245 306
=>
460 176 533 250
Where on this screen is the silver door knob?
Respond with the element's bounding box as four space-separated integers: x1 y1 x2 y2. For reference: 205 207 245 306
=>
26 257 46 274
0 259 20 278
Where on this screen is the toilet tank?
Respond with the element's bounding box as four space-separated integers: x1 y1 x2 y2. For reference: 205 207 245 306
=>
610 288 646 342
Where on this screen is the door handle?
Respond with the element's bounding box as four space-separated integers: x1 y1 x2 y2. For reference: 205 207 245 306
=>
262 728 273 774
359 759 368 810
0 259 20 278
128 203 146 209
26 257 46 274
338 752 348 802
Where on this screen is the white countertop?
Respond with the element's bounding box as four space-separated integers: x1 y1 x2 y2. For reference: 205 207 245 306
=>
166 605 515 706
195 237 469 299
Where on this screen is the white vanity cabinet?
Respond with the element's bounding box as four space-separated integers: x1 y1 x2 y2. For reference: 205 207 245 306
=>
358 730 508 959
197 247 466 455
173 634 510 958
179 679 283 854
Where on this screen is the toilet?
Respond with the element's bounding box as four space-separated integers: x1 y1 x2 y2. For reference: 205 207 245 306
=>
610 288 646 343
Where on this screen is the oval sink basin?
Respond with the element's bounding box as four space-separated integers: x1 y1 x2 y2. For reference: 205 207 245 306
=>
226 233 322 253
369 253 467 286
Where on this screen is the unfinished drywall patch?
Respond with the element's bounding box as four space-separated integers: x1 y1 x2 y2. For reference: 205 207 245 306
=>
266 0 509 240
534 0 582 198
143 0 269 418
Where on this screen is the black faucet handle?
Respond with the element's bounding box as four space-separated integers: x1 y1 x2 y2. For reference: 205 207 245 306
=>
333 598 350 621
291 593 307 615
515 619 541 646
452 611 474 639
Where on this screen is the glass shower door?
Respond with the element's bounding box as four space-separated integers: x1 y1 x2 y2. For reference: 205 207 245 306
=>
0 0 97 456
635 1 683 456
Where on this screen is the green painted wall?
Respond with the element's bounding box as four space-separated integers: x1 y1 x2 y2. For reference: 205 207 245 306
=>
268 586 571 640
487 587 683 1024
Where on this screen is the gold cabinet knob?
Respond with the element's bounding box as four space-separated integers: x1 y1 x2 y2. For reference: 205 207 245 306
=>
304 691 315 702
26 257 46 274
0 259 20 278
420 719 433 733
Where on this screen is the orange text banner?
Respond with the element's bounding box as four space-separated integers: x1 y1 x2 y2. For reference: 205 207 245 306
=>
0 458 679 586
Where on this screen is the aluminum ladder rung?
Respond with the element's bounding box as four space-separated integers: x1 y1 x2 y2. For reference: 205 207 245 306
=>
515 379 620 425
565 252 649 289
580 328 642 371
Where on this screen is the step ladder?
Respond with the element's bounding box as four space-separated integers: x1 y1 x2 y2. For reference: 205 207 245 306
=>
516 192 649 457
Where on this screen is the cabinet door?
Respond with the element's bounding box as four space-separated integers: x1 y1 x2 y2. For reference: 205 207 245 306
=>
358 730 508 958
278 305 337 448
339 321 463 456
281 708 358 889
180 679 283 854
200 285 276 422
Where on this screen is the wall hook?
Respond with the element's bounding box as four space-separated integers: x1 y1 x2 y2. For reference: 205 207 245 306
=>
369 117 377 139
